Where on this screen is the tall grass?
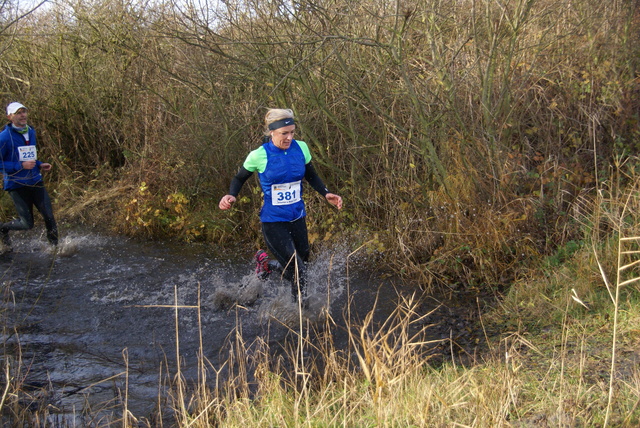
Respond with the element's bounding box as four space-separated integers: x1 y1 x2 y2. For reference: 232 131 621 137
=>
79 260 640 426
590 176 640 426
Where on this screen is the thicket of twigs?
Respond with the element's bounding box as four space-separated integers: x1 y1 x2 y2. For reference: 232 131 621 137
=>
0 0 638 288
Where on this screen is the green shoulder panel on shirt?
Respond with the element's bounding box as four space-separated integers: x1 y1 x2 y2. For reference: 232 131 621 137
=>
297 140 312 164
243 146 268 173
243 141 312 173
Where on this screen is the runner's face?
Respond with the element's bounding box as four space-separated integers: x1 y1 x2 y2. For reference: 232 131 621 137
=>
8 108 27 128
271 125 295 150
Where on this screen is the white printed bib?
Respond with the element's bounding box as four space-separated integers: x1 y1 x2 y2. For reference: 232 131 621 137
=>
271 180 301 206
18 145 37 162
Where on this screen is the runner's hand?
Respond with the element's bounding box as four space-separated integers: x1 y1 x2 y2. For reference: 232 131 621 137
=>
219 195 236 210
325 193 342 210
22 160 36 170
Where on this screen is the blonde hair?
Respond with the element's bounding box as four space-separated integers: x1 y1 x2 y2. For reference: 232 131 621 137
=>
264 108 294 135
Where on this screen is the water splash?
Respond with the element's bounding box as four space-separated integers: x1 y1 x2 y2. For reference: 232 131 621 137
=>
46 234 103 257
209 274 264 310
203 244 352 327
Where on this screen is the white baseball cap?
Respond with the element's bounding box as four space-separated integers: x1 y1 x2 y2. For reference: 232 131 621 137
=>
6 102 27 115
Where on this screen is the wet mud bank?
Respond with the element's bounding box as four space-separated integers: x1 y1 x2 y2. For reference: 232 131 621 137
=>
415 286 503 366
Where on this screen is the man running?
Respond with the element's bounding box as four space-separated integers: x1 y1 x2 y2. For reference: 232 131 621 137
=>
0 102 58 251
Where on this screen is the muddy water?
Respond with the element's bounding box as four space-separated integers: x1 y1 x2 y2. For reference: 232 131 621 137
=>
0 228 438 425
